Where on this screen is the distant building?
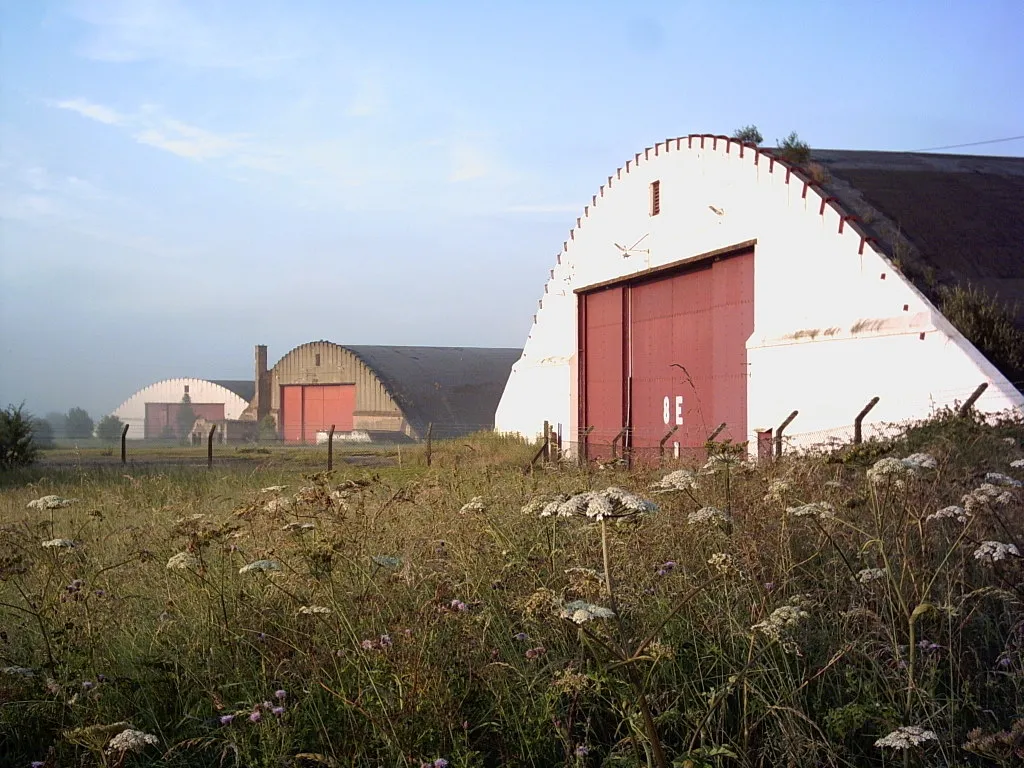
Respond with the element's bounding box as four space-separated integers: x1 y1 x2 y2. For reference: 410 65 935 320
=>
112 379 254 440
240 342 521 442
496 136 1024 460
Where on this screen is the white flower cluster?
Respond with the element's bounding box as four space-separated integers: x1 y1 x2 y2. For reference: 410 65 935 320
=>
1 666 35 677
459 496 487 515
707 552 737 574
281 522 315 532
238 559 281 575
856 568 887 584
926 505 970 524
972 540 1020 565
27 495 77 510
371 555 403 570
786 502 835 520
260 485 288 493
985 472 1022 488
963 483 1014 511
107 729 159 753
558 600 615 624
687 506 729 526
1010 459 1024 469
297 605 331 615
763 479 791 504
650 469 699 493
166 552 200 571
752 601 810 643
902 453 938 471
264 497 291 513
41 538 75 549
538 487 656 521
873 725 937 750
866 457 910 488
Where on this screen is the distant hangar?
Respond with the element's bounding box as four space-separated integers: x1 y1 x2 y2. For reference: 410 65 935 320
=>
112 378 254 440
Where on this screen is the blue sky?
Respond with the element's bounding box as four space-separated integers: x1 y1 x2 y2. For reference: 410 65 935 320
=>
2 0 1022 420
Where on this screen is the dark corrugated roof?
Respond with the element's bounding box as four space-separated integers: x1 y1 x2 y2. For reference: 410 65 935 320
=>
211 379 256 402
811 150 1024 328
344 346 521 439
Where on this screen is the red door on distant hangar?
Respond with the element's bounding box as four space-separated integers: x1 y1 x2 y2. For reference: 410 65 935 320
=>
577 246 754 462
280 384 356 443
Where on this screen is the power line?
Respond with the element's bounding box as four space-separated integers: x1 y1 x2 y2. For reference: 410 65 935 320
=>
908 134 1024 153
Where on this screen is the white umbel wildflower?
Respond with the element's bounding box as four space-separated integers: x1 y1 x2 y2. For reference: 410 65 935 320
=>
107 728 159 753
264 497 291 513
459 496 486 515
545 487 656 521
261 485 288 493
972 541 1020 565
902 453 937 471
763 479 791 504
707 552 736 574
963 483 1013 511
238 559 281 575
371 555 402 569
1 666 36 677
985 472 1022 488
873 725 937 750
166 552 200 571
41 538 75 549
752 603 809 642
558 600 615 624
786 502 835 520
856 568 887 584
1010 459 1024 469
687 506 729 526
281 522 315 532
651 469 699 493
926 505 970 524
297 605 331 615
27 495 77 510
867 457 910 488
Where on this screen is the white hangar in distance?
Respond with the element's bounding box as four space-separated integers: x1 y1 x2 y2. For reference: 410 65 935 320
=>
495 134 1024 460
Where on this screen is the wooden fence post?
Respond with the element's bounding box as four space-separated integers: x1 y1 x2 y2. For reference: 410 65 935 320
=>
542 420 550 463
774 411 798 459
854 397 880 444
120 423 129 464
425 423 433 467
958 383 989 418
207 424 217 467
327 424 335 471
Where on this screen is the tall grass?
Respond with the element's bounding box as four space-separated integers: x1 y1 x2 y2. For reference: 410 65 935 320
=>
1 421 1022 767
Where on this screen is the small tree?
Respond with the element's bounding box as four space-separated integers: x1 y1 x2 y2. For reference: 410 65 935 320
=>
775 131 811 165
1 404 39 469
65 407 94 440
31 418 55 449
45 411 67 438
732 125 763 145
176 394 197 440
96 414 125 443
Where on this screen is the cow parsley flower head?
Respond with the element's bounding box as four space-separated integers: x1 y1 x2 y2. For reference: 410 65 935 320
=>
926 505 970 524
27 495 77 510
459 496 486 515
1 666 36 677
902 453 937 471
973 541 1020 565
752 603 810 643
107 729 158 753
688 506 729 526
856 568 887 584
867 457 910 488
873 725 937 750
558 600 615 624
297 605 331 615
786 502 835 520
963 483 1014 511
261 485 288 493
546 487 656 521
41 539 75 549
238 559 281 575
651 469 699 493
166 552 200 571
281 522 315 532
371 555 402 570
763 479 790 504
985 472 1022 488
1010 459 1024 469
707 552 737 574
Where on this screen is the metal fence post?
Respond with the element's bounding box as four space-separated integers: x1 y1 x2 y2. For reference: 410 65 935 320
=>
611 427 628 460
120 423 129 464
578 426 594 466
207 424 217 467
425 423 433 467
958 383 989 418
853 397 880 444
542 420 550 463
327 424 335 471
659 425 679 460
706 422 727 443
774 411 798 458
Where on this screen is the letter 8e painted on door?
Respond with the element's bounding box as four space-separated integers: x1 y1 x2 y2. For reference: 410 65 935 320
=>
662 395 684 426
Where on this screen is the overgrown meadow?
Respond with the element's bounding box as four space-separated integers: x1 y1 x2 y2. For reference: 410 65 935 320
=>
2 415 1023 768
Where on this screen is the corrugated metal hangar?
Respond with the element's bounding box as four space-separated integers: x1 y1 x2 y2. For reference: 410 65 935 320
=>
244 342 521 442
113 378 254 440
495 135 1024 459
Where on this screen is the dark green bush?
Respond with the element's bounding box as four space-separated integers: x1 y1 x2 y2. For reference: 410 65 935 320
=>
0 403 40 469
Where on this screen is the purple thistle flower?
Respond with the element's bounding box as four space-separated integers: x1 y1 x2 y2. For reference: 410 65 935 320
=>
32 762 45 768
271 706 285 716
97 674 107 683
998 656 1012 667
219 714 235 725
81 681 94 691
656 569 667 577
450 599 467 612
575 744 590 757
249 710 262 723
433 760 449 768
513 632 529 642
274 689 287 700
379 634 392 648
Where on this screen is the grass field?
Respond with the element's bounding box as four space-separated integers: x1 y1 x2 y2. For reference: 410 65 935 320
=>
2 418 1023 767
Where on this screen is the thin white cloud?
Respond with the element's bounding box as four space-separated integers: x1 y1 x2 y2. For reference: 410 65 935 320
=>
52 98 125 125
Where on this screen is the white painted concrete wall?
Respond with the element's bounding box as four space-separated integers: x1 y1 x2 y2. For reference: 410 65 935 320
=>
495 137 1024 451
112 378 251 440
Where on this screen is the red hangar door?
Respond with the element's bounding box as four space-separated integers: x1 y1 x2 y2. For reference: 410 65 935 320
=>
577 247 754 463
280 384 356 443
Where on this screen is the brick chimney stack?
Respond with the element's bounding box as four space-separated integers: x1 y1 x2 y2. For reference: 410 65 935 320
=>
255 345 270 420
